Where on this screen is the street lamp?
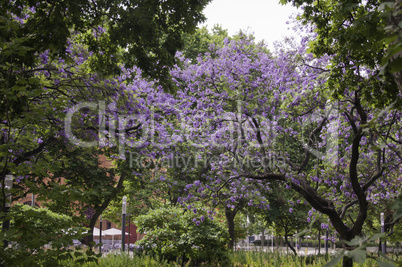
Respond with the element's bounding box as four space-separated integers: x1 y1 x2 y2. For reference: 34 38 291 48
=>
99 214 103 254
381 213 386 254
128 213 131 250
325 221 329 255
121 196 127 252
3 175 13 248
246 215 250 250
4 175 13 207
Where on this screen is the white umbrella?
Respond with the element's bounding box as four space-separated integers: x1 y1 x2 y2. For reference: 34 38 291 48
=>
93 227 107 237
103 228 130 236
102 228 130 247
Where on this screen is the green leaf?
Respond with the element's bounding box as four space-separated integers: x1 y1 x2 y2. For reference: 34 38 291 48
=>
324 249 345 267
390 194 402 223
343 235 364 246
388 57 402 73
368 233 386 242
347 247 367 264
376 259 397 267
383 34 398 45
379 2 395 11
295 228 310 238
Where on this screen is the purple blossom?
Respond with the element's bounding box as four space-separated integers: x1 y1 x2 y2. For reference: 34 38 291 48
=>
186 184 193 190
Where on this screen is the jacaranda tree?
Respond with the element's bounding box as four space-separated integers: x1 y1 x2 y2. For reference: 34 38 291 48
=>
170 34 401 267
0 1 210 262
1 0 211 214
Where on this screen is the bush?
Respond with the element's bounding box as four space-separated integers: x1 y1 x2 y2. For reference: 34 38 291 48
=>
63 250 400 267
252 238 344 248
252 240 268 246
61 253 171 267
231 251 331 266
135 206 230 265
0 203 97 266
252 239 277 246
301 239 320 247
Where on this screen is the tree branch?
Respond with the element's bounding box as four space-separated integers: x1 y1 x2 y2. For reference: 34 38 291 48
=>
339 200 358 219
298 115 328 173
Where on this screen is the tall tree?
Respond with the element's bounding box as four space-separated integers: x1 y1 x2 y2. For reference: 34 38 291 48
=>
1 0 211 210
262 183 310 255
281 0 401 105
1 0 210 228
171 35 401 267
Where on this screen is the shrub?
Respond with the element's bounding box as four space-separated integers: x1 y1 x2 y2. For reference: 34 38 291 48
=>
60 253 172 267
0 203 97 266
252 239 276 246
135 206 230 265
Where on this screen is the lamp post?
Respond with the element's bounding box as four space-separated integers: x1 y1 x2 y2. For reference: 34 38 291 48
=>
318 228 321 255
121 196 127 252
381 213 386 254
99 214 103 254
246 215 250 250
128 214 131 249
3 175 13 248
325 226 329 255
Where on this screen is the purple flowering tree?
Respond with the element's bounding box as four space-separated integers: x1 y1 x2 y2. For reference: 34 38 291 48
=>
0 13 193 249
171 33 401 266
1 0 211 219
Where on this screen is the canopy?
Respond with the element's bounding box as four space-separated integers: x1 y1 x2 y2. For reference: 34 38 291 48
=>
93 227 107 237
102 227 130 236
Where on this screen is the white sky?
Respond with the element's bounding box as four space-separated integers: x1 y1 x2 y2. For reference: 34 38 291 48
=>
200 0 300 48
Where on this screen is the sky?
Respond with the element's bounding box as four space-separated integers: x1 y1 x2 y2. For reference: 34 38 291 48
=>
199 0 300 48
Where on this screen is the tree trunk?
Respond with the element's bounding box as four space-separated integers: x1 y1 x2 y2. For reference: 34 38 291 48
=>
87 212 99 247
284 228 297 255
84 173 127 247
261 228 265 249
225 207 237 250
284 235 296 255
318 228 321 254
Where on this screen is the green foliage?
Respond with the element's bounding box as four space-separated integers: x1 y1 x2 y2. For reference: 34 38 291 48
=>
231 251 333 267
283 0 401 107
262 183 310 238
61 253 174 267
323 233 401 267
379 1 402 73
0 203 97 267
36 145 116 219
391 194 402 223
61 250 401 267
233 212 248 242
135 205 230 265
0 0 211 83
181 25 230 61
